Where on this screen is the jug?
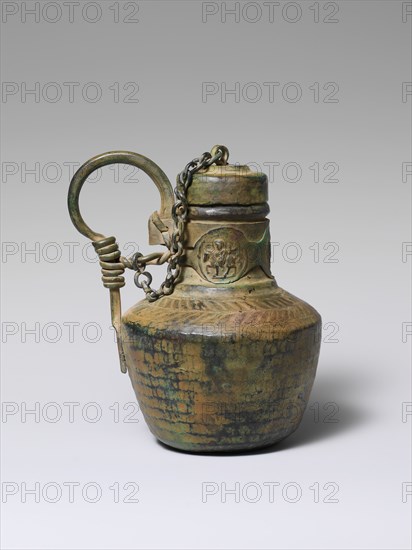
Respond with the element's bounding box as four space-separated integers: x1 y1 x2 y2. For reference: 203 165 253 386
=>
68 145 321 452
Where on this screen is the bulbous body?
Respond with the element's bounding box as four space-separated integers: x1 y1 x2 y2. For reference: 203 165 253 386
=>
122 271 321 452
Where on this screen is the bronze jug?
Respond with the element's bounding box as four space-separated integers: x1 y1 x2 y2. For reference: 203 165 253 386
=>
68 145 321 452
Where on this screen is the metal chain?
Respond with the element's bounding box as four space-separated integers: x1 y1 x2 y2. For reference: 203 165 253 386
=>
122 146 229 302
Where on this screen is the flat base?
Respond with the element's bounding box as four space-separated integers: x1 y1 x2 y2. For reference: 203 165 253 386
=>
155 432 294 454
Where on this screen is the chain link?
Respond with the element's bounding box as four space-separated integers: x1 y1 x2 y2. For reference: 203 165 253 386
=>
122 146 228 302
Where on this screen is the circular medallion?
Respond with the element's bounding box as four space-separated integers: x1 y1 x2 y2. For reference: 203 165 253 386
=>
195 228 248 284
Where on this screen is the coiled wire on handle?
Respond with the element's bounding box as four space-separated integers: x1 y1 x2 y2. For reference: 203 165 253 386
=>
68 150 177 374
92 236 126 289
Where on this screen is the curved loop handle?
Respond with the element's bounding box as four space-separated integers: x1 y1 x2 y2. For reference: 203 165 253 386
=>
68 151 174 375
68 150 174 241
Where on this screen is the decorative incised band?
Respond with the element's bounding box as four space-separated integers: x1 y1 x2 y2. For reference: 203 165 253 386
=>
185 226 271 284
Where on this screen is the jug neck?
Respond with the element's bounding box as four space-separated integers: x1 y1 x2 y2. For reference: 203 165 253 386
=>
181 213 273 287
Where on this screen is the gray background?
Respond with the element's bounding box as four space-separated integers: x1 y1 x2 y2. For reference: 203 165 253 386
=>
1 1 411 548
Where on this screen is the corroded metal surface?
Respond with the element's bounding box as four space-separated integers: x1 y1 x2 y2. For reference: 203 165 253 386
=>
68 145 322 452
122 281 321 452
